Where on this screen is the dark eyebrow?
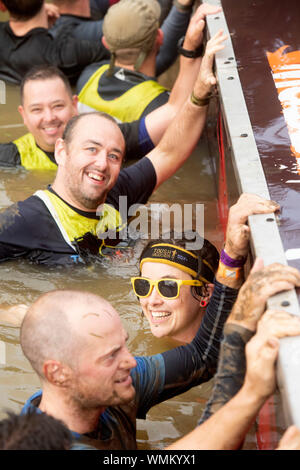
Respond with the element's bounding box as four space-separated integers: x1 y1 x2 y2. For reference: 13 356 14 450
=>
160 275 179 280
143 275 180 280
29 99 65 108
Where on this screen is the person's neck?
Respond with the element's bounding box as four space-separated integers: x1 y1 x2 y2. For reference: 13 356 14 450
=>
8 5 48 36
115 54 156 78
51 180 103 213
39 388 105 435
58 0 91 18
171 309 205 344
35 139 55 154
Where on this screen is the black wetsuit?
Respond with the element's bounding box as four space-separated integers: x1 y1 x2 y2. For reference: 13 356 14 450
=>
0 157 156 265
0 22 110 84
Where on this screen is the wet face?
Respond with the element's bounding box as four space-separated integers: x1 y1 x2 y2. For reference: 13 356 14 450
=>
139 262 202 342
18 77 78 153
69 304 137 409
54 114 125 211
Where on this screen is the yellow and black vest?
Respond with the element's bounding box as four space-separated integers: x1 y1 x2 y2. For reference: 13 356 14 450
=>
13 133 57 171
34 189 126 257
78 64 168 122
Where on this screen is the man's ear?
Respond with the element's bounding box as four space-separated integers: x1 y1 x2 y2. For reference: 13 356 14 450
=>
18 105 26 123
102 36 110 50
43 360 72 387
157 28 164 47
72 95 79 114
54 138 67 166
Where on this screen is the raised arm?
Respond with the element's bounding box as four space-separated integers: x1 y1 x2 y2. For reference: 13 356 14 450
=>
144 5 213 146
198 194 300 422
146 29 227 188
199 261 300 424
168 309 300 450
156 2 222 75
215 193 280 290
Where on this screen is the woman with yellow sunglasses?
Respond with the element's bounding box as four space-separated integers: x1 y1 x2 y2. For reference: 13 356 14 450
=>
132 235 221 343
131 194 280 345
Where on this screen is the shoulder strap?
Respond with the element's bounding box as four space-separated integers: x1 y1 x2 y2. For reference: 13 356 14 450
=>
34 190 76 251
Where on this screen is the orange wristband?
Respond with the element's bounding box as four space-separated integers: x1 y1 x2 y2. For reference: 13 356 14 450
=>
217 261 243 280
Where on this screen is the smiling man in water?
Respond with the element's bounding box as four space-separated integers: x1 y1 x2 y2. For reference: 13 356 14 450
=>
0 31 227 266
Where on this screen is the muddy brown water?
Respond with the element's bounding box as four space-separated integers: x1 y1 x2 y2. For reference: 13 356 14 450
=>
0 9 233 448
0 85 225 449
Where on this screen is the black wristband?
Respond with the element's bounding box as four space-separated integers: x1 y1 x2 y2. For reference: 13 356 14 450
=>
177 36 204 58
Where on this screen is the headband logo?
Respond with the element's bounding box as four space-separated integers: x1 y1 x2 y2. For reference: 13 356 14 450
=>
152 248 177 260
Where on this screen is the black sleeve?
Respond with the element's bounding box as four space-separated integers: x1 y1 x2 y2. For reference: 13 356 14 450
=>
119 119 154 161
198 324 254 424
153 280 239 405
46 30 110 83
107 157 157 211
0 143 21 166
0 202 32 261
119 120 141 161
0 197 72 264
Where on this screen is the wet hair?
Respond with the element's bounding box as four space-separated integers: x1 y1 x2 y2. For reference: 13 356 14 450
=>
2 0 43 20
20 65 73 104
0 411 72 450
62 111 119 147
139 232 220 297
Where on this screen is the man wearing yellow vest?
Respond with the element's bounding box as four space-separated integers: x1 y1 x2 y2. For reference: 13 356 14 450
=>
0 31 227 265
77 0 221 122
0 3 210 170
0 65 151 171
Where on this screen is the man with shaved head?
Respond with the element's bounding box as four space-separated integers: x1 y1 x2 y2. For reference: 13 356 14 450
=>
20 286 237 449
19 257 300 450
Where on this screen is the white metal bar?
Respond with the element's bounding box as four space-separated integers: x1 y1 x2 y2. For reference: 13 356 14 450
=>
206 0 300 429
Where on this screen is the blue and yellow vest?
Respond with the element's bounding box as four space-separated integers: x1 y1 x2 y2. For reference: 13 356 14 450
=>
78 64 168 122
35 189 126 257
13 133 57 171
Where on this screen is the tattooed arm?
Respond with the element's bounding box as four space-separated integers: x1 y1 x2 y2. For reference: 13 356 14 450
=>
227 262 300 331
199 262 300 423
168 310 300 450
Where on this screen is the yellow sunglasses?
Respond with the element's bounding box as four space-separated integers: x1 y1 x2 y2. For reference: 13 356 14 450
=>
131 277 203 300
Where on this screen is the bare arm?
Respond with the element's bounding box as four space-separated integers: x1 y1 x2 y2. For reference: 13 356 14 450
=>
216 193 280 290
146 29 227 188
199 260 300 424
145 5 223 146
168 309 300 450
227 262 300 331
